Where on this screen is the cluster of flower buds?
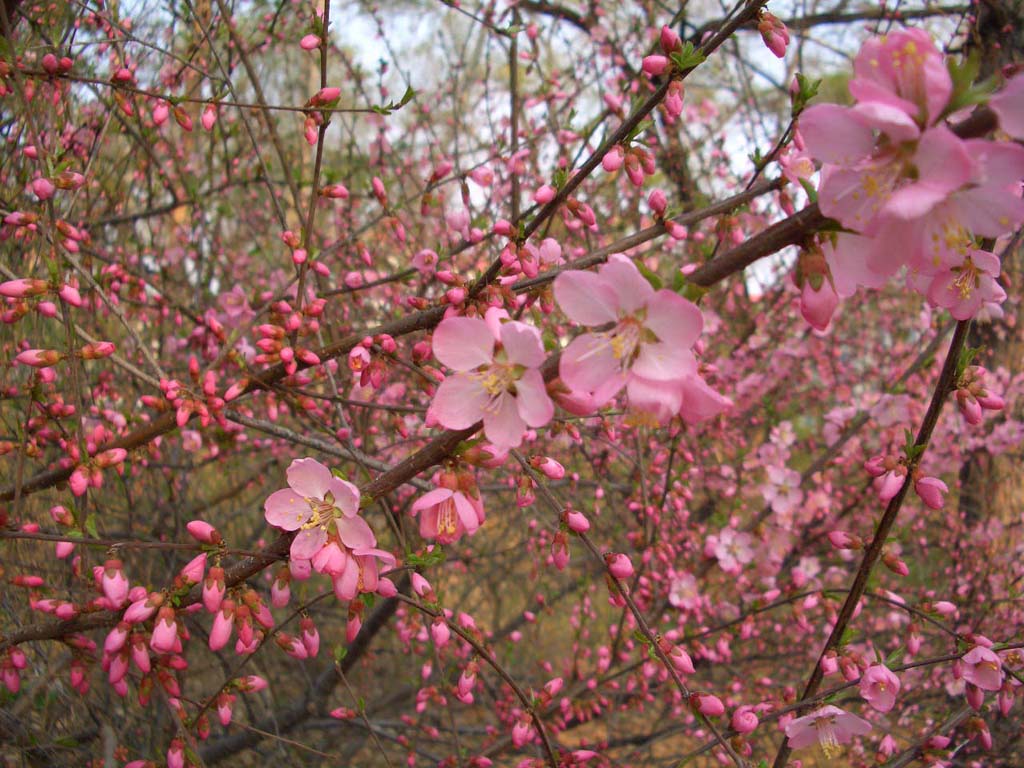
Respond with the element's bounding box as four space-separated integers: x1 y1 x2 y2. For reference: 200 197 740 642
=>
140 358 227 428
251 295 326 376
68 447 128 496
865 454 949 509
602 144 656 187
955 365 1005 425
348 333 396 389
1 277 84 324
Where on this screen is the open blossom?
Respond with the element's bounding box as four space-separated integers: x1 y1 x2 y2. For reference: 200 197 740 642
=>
711 528 754 574
555 254 727 424
785 705 872 758
427 307 553 450
411 475 485 544
264 458 375 561
860 664 900 712
962 646 1003 691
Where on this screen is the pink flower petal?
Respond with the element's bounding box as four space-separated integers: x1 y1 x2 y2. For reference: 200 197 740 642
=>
429 374 489 429
264 489 310 531
553 270 619 325
411 488 454 515
327 476 360 517
291 528 327 560
600 255 653 314
335 515 376 550
678 375 732 425
453 493 481 533
500 321 545 368
433 317 494 370
515 369 554 427
644 290 703 349
800 104 877 165
560 334 623 401
483 391 526 449
287 458 333 500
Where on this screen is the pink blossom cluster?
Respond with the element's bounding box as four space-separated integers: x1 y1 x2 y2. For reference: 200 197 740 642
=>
798 29 1024 322
264 458 396 601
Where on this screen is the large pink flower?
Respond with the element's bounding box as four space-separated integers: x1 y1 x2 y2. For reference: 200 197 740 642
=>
264 458 375 561
554 254 705 420
427 307 553 450
785 705 872 758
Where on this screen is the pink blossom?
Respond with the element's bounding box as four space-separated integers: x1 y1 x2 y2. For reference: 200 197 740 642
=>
641 55 669 77
713 528 753 574
800 278 839 331
962 646 1003 691
693 693 725 717
264 458 375 561
427 307 554 450
605 553 634 580
860 664 900 712
411 484 485 544
784 705 872 758
554 255 706 420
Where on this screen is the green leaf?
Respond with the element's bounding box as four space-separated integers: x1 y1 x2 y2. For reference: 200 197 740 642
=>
798 177 818 204
791 73 821 116
84 513 98 538
884 647 906 667
407 549 447 568
669 42 706 72
333 644 348 663
680 282 709 303
635 261 662 290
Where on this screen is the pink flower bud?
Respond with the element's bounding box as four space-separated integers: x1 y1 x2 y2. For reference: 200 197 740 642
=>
565 510 590 533
431 618 451 647
15 349 61 367
605 553 634 580
101 559 129 606
602 145 624 172
800 279 838 331
533 185 556 204
694 693 725 717
758 13 790 58
186 519 222 544
152 101 169 126
150 607 178 654
320 183 350 199
300 34 321 50
914 475 948 509
31 178 56 200
648 189 668 217
731 706 758 734
310 87 341 106
179 553 207 585
660 25 682 53
123 592 162 624
201 103 218 131
240 674 268 692
828 530 862 550
642 55 669 76
0 279 49 298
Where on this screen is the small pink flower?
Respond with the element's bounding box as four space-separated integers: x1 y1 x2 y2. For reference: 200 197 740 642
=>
785 705 872 758
693 693 725 717
860 664 900 712
411 485 485 544
962 646 1003 691
554 255 705 420
800 278 839 331
427 307 554 450
264 458 375 561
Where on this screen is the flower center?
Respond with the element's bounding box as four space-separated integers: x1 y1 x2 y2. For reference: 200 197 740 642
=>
951 258 980 299
814 715 841 758
437 497 458 536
